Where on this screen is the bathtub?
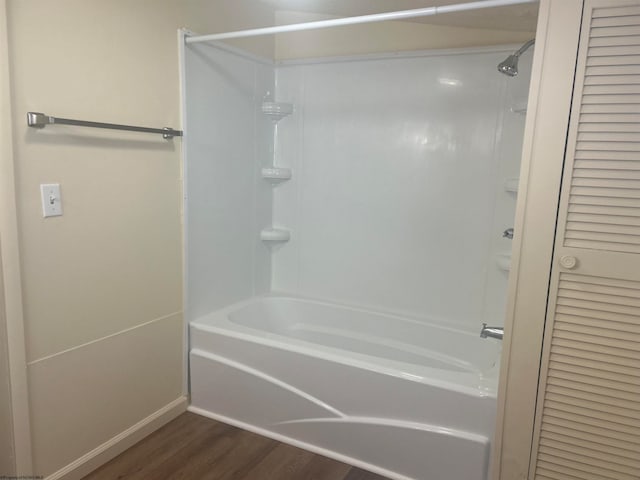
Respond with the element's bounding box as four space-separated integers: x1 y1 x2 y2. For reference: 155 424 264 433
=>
189 295 500 480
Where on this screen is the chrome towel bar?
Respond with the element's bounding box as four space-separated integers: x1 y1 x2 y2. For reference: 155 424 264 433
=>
26 112 182 139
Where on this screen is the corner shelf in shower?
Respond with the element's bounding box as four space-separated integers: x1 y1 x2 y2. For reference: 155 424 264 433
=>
510 100 527 115
504 178 519 194
261 167 292 184
260 228 290 243
496 253 511 272
261 102 294 123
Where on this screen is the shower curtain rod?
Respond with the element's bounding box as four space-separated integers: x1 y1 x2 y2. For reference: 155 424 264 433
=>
185 0 538 44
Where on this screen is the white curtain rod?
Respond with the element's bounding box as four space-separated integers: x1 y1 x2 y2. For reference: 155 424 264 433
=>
185 0 538 44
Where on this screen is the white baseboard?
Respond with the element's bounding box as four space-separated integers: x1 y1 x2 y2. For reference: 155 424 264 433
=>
46 396 188 480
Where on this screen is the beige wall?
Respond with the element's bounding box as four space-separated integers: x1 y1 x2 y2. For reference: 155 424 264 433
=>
274 11 535 60
7 1 183 475
4 0 273 477
186 0 276 58
1 0 30 473
0 249 15 477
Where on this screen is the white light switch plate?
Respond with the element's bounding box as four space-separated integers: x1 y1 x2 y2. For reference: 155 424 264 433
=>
40 183 63 217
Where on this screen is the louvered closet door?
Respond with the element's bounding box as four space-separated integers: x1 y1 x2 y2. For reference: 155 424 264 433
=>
530 1 640 479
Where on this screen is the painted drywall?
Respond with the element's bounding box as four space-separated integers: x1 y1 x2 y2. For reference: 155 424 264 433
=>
6 1 183 474
186 0 276 58
184 42 274 320
4 0 274 477
8 0 185 366
27 313 183 476
0 250 15 477
263 0 539 32
274 11 536 60
1 6 15 476
0 0 30 472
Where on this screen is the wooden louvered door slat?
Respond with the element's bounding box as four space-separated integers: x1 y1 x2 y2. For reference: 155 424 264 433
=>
530 1 640 479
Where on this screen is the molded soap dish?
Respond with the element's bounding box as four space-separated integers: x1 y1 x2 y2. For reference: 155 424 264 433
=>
260 228 290 243
261 167 292 184
262 102 294 123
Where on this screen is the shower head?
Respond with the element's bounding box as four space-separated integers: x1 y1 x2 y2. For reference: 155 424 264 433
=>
498 39 535 77
498 55 519 77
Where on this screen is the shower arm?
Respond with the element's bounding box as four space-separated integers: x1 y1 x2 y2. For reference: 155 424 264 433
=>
513 39 535 58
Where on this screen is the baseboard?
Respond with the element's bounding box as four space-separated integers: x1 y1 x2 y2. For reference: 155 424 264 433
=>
46 396 188 480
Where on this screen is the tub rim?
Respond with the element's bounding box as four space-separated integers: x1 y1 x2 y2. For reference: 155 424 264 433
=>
190 294 499 399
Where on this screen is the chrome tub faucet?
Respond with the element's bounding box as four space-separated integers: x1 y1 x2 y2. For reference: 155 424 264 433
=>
480 323 504 340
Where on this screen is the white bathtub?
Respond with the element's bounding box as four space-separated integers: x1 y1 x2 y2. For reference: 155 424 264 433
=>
189 295 500 480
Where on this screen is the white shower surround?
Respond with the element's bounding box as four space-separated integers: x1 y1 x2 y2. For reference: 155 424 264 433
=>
272 49 531 328
183 37 532 480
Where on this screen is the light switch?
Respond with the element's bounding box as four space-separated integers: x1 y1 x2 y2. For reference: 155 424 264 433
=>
40 184 63 217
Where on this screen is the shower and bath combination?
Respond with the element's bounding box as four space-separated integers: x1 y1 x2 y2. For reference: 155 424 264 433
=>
184 2 538 479
498 38 535 76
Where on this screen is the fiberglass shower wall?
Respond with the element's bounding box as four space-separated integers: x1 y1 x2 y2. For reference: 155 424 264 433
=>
185 42 532 331
272 50 532 331
185 43 275 320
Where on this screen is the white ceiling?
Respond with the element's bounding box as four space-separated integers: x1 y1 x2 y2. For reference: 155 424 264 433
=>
259 0 539 32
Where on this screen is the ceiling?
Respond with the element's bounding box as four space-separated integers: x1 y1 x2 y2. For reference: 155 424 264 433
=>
259 0 539 32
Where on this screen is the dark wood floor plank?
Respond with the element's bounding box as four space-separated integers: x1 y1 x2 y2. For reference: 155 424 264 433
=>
294 454 353 480
192 428 278 480
165 423 255 480
239 442 315 480
85 413 213 480
140 421 254 480
82 412 389 480
344 468 391 480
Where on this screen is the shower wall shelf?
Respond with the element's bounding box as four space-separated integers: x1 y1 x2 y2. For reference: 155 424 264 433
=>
496 253 511 272
261 167 292 184
504 178 519 193
262 102 294 123
260 228 291 243
510 100 527 115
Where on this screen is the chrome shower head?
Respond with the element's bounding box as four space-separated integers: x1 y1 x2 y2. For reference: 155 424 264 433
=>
498 55 519 77
498 39 535 77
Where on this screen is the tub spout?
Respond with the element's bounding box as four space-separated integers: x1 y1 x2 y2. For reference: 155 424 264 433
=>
480 323 504 340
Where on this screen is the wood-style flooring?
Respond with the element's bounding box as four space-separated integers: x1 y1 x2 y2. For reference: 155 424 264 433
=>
83 412 390 480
